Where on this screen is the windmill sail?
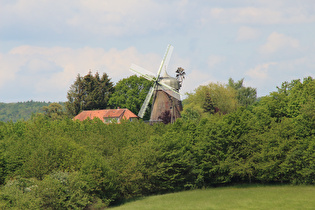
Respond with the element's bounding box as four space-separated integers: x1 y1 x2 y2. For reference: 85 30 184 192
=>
159 84 181 100
157 44 174 77
129 64 155 81
138 85 155 118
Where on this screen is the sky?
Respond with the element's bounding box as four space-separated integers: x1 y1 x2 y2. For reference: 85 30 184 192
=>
0 0 315 103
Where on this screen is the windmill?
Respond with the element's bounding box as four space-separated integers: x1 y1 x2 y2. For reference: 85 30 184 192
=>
129 44 183 123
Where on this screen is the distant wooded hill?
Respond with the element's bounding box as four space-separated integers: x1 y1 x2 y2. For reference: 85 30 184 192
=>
0 101 64 122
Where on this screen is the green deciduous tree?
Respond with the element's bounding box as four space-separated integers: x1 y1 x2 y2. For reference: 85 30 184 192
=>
228 78 257 107
66 72 114 117
182 82 238 118
258 76 315 123
109 75 153 119
42 103 66 120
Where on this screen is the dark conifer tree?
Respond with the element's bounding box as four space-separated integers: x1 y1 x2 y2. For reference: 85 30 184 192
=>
66 71 114 117
202 92 216 114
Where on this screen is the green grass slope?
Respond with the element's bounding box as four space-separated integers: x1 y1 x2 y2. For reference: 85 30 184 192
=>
111 185 315 210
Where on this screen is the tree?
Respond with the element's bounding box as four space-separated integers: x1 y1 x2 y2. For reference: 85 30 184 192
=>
66 72 114 117
227 78 257 107
182 82 238 118
42 103 66 120
202 92 216 114
108 75 153 120
258 77 315 122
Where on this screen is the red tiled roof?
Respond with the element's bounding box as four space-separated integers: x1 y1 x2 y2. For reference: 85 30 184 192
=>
73 108 138 122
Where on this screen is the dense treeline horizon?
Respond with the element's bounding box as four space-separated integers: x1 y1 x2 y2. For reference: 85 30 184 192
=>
0 101 65 122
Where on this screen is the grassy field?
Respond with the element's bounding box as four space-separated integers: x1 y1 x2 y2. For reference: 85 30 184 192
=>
110 185 315 210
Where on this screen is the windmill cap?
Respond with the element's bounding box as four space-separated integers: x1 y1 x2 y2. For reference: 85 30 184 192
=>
159 74 180 90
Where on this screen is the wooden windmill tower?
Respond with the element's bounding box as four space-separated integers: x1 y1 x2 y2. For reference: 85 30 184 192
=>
129 44 184 123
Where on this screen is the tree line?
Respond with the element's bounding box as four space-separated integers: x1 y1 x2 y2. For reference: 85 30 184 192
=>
1 72 255 123
0 101 54 122
0 76 314 208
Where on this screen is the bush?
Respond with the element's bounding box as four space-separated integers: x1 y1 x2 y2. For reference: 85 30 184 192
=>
0 177 41 209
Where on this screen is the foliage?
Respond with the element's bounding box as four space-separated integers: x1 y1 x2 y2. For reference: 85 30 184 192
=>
42 103 67 120
0 76 315 209
109 75 153 120
182 82 238 118
0 172 92 209
65 72 114 117
227 78 257 107
0 101 60 122
0 177 41 209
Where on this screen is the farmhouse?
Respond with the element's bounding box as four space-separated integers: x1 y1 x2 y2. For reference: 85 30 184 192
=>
73 108 138 123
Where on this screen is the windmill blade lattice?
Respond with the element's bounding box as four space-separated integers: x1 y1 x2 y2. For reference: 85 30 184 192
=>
159 84 181 100
157 44 174 77
138 85 155 118
129 64 156 82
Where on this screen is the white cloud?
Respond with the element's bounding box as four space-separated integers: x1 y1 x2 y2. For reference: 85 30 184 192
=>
244 62 278 96
236 26 260 41
0 45 188 101
1 1 314 40
204 5 315 25
0 53 23 87
246 62 277 80
0 0 184 37
0 0 70 30
181 69 215 95
69 0 194 36
259 32 300 54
